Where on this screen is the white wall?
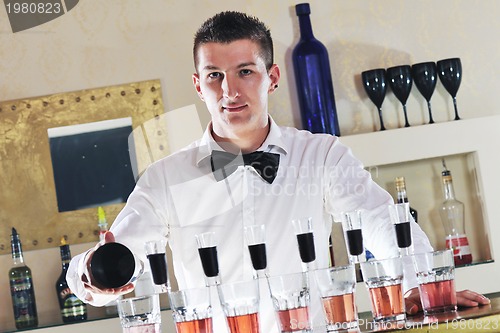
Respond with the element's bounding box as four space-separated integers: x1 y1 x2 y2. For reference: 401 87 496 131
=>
1 0 499 134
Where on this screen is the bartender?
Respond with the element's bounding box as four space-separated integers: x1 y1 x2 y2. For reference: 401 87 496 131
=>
67 10 489 333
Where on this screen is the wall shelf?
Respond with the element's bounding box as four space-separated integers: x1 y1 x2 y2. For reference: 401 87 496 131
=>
340 116 499 297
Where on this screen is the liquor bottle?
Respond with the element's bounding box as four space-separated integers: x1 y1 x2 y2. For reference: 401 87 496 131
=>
9 227 38 329
439 160 473 266
394 176 418 223
292 3 341 136
56 237 87 323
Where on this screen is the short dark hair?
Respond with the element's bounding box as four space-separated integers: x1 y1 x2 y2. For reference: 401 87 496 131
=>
193 11 274 72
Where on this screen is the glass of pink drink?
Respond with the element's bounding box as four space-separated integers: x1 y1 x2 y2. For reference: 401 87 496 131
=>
117 295 162 333
314 265 358 331
412 249 457 315
217 279 261 333
360 256 406 324
267 272 312 332
168 287 213 333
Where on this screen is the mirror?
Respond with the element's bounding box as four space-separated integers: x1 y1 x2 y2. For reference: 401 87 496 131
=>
48 118 135 212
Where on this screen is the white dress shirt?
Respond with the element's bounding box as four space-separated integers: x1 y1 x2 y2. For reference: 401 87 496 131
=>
68 117 432 332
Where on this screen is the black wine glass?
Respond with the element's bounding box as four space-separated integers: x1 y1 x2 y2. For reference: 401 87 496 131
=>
361 68 387 131
387 65 413 127
412 62 437 124
437 58 462 120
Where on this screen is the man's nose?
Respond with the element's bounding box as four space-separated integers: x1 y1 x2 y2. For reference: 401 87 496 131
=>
222 75 240 99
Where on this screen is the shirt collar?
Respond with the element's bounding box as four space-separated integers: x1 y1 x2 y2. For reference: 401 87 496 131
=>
195 116 288 166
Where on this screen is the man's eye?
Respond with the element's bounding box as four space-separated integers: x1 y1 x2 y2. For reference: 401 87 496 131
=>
208 72 221 79
240 69 252 76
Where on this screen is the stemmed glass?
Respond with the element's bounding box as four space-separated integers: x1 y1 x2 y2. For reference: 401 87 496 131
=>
412 62 437 124
341 210 365 264
195 232 221 286
292 217 316 272
244 225 268 278
361 68 387 131
437 58 462 121
388 203 413 256
387 65 413 127
145 240 170 293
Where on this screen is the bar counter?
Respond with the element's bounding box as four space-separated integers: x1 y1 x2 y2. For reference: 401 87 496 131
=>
359 294 500 333
4 294 500 333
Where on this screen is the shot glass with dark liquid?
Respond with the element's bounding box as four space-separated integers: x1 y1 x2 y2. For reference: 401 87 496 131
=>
388 203 413 256
244 225 268 279
145 240 169 293
195 232 221 286
341 210 365 264
292 217 316 272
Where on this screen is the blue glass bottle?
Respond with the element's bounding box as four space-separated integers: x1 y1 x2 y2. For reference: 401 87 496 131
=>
292 3 340 136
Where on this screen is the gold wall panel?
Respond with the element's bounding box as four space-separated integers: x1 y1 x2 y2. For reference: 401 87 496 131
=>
0 79 165 254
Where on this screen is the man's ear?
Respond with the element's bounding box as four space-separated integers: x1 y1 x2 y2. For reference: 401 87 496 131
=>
192 73 204 101
268 64 281 94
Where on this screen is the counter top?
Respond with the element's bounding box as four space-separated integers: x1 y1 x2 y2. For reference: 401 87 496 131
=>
358 295 500 332
5 295 500 333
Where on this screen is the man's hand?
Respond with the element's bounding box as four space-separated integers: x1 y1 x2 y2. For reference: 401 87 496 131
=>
404 287 422 315
404 287 491 315
80 231 135 301
456 289 491 307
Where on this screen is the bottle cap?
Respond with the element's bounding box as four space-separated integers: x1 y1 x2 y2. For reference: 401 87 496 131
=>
90 242 138 289
11 227 19 242
441 158 451 177
295 3 311 16
442 170 452 183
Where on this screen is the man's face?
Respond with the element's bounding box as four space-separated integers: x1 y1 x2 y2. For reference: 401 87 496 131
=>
193 39 280 138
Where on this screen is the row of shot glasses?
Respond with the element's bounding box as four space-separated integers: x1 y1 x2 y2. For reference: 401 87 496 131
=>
143 203 458 333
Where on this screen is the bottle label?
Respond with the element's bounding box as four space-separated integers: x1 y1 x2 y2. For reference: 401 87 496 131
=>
59 288 87 318
10 277 37 322
445 234 472 256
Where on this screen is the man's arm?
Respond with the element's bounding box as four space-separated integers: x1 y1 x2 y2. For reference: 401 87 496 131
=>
67 163 170 305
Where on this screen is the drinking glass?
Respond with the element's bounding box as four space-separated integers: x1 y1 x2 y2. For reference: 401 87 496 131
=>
168 287 213 333
340 210 364 264
117 294 161 333
361 68 387 131
292 217 316 271
437 58 462 121
360 256 405 324
217 279 261 333
267 272 312 333
314 265 358 332
244 225 268 278
388 203 413 256
386 65 413 127
412 62 437 124
195 232 221 286
412 249 457 315
145 240 169 293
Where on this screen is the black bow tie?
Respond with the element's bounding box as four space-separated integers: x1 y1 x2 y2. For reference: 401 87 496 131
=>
210 150 280 184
